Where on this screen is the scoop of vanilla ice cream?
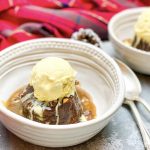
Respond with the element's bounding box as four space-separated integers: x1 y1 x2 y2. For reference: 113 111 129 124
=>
135 9 150 43
30 57 76 101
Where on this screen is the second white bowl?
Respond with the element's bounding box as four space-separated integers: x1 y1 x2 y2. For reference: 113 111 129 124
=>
108 7 150 74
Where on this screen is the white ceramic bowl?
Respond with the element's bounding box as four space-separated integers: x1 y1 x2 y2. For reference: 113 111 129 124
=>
0 38 124 147
108 7 150 74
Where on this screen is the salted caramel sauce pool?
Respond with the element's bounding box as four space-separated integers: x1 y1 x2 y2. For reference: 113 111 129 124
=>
5 85 96 123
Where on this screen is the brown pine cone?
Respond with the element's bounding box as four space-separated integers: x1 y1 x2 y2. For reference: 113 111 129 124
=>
71 28 101 48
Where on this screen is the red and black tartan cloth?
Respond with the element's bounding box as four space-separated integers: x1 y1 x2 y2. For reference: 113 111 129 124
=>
0 0 149 51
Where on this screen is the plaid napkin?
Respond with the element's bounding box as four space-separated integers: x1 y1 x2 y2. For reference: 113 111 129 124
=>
0 0 148 50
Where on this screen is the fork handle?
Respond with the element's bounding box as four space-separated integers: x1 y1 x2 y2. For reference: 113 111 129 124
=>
134 97 150 113
126 100 150 150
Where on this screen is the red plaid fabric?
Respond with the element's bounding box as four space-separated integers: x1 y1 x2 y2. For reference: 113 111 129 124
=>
0 0 148 50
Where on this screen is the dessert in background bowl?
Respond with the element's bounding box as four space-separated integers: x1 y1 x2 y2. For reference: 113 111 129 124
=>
124 8 150 51
0 38 124 147
109 7 150 74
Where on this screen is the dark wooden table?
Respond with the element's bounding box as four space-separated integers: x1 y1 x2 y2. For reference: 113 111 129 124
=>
0 42 150 150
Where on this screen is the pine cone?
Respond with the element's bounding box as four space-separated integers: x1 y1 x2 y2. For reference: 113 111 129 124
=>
71 28 101 48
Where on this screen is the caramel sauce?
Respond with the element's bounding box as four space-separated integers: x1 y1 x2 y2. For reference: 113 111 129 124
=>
5 85 96 122
123 38 132 46
76 85 96 120
5 88 23 116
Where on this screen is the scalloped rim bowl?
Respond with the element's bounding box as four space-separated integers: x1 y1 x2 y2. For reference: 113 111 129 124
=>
108 7 150 74
0 38 124 147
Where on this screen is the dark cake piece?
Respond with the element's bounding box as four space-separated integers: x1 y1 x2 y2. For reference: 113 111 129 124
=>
20 85 83 125
132 35 150 52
